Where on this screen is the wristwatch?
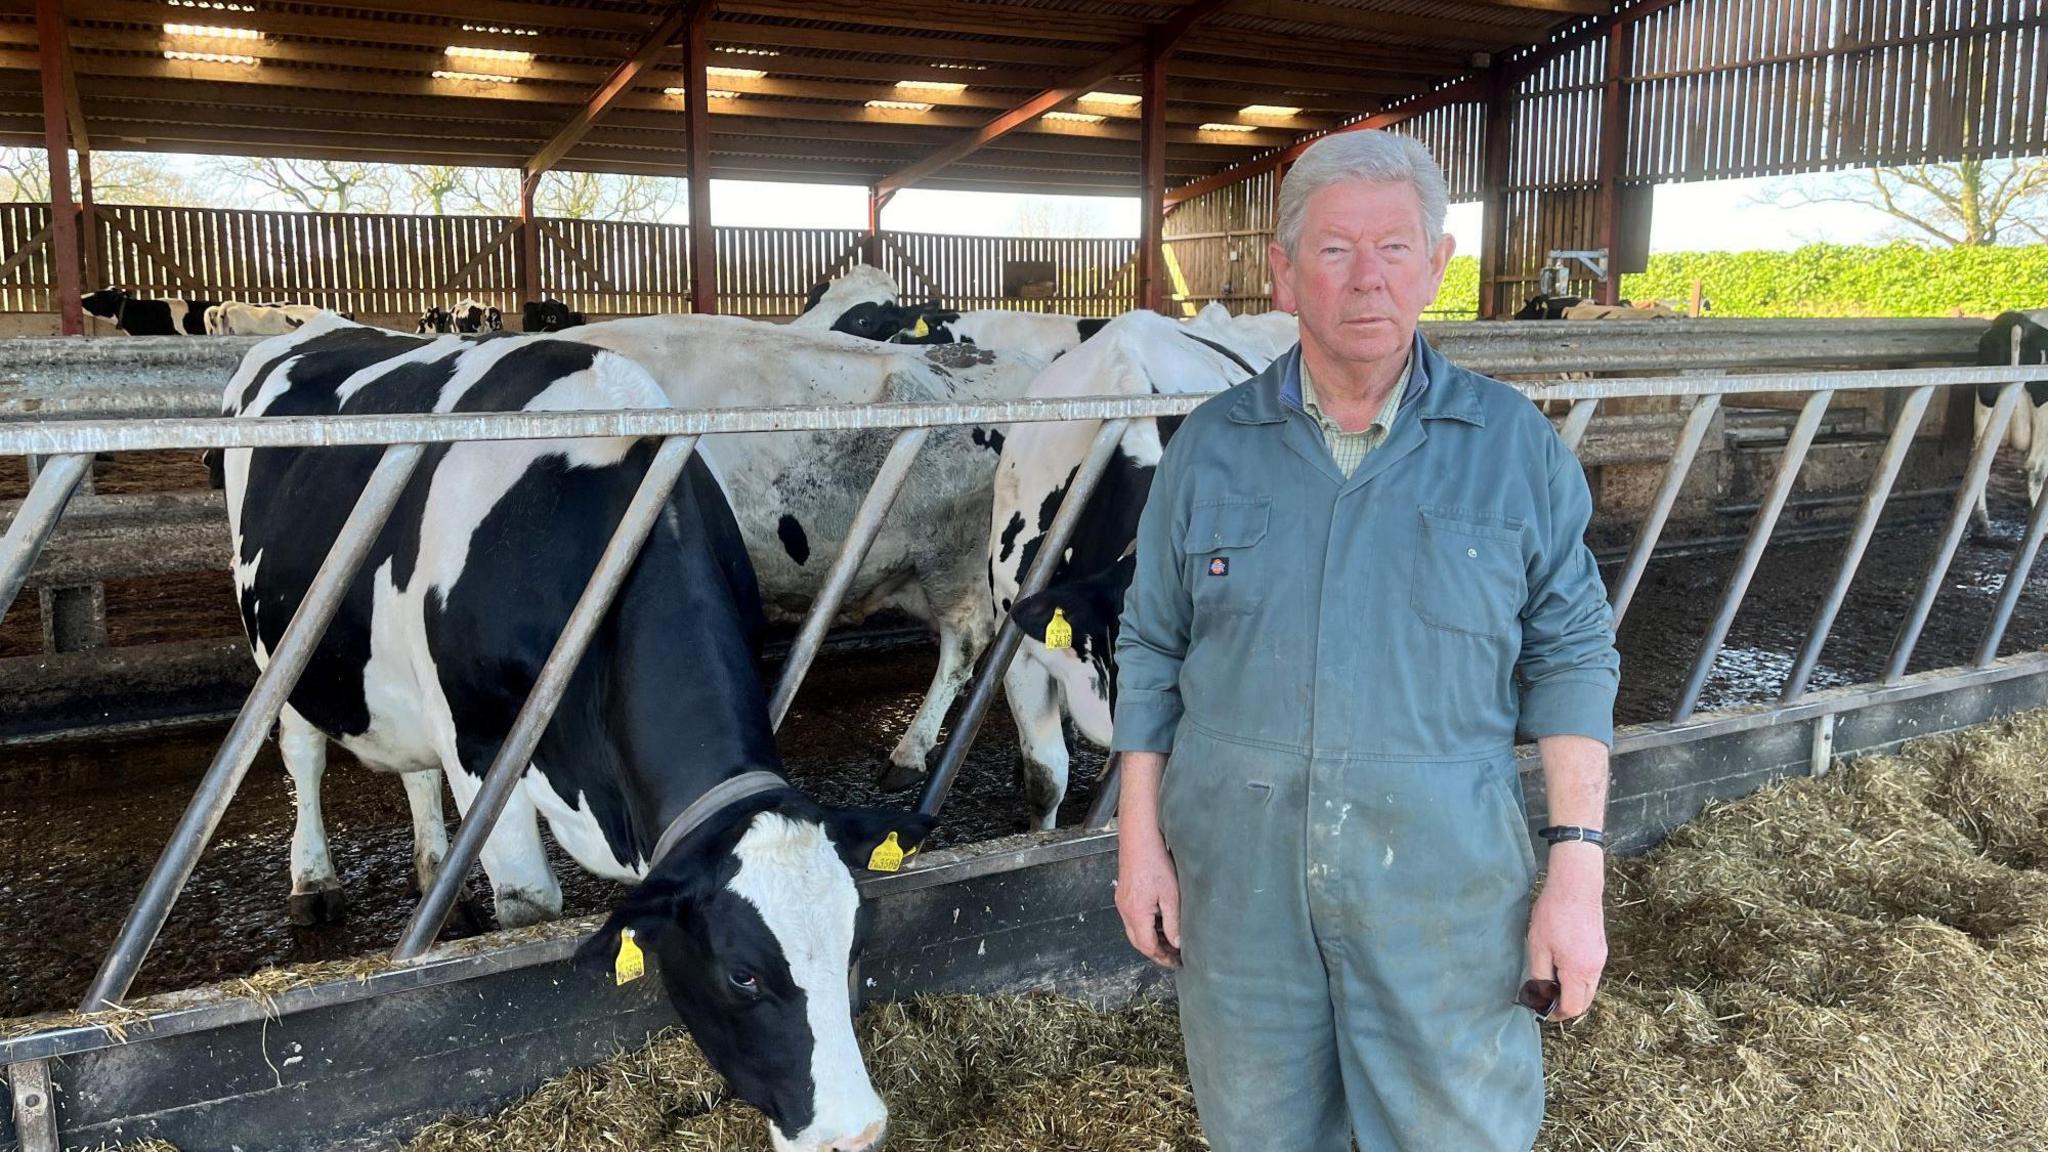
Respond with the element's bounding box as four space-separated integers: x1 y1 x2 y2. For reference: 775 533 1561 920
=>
1537 825 1606 849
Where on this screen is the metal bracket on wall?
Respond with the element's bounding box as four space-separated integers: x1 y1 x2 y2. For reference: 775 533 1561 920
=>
10 1058 59 1152
1540 249 1610 295
1810 712 1836 778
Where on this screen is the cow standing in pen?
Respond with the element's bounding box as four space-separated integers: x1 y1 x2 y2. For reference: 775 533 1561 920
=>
222 315 925 1152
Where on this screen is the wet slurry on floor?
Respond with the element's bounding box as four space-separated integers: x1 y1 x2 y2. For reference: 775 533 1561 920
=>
4 482 2047 1016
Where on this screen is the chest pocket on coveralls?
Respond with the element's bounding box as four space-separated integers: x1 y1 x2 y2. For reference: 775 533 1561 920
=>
1412 506 1525 639
1186 498 1270 617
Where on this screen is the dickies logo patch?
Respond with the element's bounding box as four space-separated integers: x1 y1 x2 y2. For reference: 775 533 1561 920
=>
1208 557 1229 577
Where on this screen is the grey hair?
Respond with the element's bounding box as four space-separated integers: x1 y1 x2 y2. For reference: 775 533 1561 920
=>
1274 130 1449 257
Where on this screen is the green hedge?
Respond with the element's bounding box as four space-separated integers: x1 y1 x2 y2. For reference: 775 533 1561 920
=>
1425 243 2048 319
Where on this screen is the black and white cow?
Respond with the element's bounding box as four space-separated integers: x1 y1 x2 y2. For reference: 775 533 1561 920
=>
1973 308 2048 537
224 315 926 1152
523 298 586 332
565 315 1046 791
416 298 503 334
81 287 217 335
795 265 1114 363
986 307 1296 826
1512 293 1585 320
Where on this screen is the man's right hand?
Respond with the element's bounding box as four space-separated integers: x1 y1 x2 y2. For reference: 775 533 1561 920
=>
1114 752 1182 968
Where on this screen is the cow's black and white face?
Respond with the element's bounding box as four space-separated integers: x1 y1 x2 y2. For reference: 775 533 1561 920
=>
81 288 130 320
578 804 931 1152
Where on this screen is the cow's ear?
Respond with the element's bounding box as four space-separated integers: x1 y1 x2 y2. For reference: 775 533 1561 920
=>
821 807 937 874
573 876 686 979
1010 558 1132 644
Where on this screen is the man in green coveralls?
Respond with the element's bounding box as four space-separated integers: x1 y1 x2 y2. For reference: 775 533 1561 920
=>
1111 130 1620 1151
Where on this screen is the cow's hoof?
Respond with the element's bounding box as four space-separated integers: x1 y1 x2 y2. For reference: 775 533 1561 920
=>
287 885 348 927
876 760 926 793
492 888 561 930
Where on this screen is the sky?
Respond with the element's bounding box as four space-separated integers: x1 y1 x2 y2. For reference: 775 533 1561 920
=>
85 151 1905 251
685 172 1906 252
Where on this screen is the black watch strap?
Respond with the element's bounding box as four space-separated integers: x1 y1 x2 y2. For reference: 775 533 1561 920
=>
1538 825 1606 849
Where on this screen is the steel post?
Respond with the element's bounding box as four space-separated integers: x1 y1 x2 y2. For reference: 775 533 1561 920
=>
916 418 1131 819
1671 389 1834 721
769 428 930 730
393 436 699 961
1558 397 1599 455
0 452 89 626
1780 385 1935 702
79 444 425 1010
1608 392 1720 628
1975 475 2048 666
1082 753 1121 830
1883 380 2022 684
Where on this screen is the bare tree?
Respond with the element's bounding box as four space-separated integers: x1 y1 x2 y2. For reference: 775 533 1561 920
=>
0 148 198 205
208 157 396 213
1011 196 1125 238
538 170 678 221
1765 157 2048 246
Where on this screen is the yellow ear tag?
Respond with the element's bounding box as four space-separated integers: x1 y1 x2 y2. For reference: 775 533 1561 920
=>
1044 607 1073 651
868 831 909 872
911 316 930 338
614 928 646 986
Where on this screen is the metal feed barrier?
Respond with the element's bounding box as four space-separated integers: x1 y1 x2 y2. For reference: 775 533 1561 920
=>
0 343 2043 1151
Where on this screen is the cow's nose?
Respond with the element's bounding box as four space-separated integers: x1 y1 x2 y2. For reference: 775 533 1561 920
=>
828 1120 886 1151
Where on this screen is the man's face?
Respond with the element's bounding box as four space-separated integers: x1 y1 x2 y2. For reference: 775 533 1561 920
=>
1270 179 1456 369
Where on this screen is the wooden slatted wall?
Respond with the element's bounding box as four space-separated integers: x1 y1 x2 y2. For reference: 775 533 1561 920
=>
0 202 52 313
1162 170 1278 315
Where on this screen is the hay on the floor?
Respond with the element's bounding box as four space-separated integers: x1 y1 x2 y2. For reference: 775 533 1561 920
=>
404 994 1201 1152
106 710 2048 1151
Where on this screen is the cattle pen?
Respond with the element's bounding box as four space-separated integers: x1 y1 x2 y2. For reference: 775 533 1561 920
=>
4 0 2047 1148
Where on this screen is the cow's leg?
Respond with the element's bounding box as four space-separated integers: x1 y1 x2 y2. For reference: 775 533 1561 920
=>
1973 402 1997 538
280 707 346 926
442 765 563 929
879 617 986 792
400 769 449 894
2027 412 2048 516
1004 657 1070 831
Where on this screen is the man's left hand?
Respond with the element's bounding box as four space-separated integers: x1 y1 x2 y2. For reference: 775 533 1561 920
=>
1526 844 1606 1020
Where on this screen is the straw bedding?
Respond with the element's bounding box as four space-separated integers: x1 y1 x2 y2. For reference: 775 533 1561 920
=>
105 710 2048 1150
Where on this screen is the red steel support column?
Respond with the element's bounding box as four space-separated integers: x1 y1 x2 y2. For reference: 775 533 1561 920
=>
684 0 716 314
38 0 82 335
1595 19 1630 306
517 171 542 306
1136 32 1168 313
1476 65 1513 320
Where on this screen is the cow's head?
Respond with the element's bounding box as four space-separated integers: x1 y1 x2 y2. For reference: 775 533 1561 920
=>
576 798 933 1152
81 288 131 321
416 307 453 334
1007 551 1136 745
827 300 958 344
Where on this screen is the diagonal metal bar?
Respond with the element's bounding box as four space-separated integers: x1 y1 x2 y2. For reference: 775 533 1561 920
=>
1883 380 2024 684
0 452 89 626
1609 393 1721 630
1671 390 1835 721
1558 397 1599 456
917 418 1131 820
1976 467 2048 667
394 435 699 961
81 443 425 1010
1082 752 1121 831
769 428 930 730
1780 385 1936 703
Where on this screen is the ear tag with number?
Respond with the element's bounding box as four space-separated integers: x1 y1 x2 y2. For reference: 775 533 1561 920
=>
868 831 914 872
614 927 646 986
1044 607 1073 650
911 316 930 338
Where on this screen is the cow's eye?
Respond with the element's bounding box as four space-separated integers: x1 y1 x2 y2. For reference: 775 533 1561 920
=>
729 970 759 992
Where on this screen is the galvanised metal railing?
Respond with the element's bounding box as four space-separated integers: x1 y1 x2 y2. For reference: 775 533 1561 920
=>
0 357 2037 1024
